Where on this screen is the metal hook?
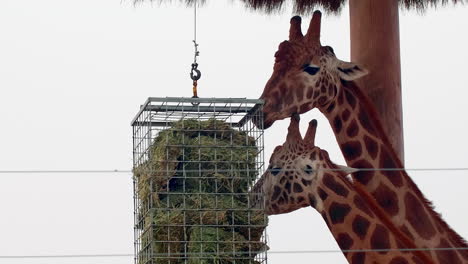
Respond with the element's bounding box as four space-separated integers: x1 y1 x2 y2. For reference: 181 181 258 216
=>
190 63 201 81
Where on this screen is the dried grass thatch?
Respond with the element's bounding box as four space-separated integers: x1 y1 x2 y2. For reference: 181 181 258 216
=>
134 0 464 14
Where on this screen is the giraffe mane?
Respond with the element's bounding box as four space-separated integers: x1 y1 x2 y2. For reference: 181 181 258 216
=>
342 80 468 249
325 159 435 262
353 182 436 264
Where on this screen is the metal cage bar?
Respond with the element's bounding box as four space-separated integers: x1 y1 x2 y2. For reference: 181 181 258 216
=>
132 97 267 264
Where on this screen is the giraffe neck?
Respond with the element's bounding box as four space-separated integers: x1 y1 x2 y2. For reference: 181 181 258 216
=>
311 167 431 264
319 80 468 263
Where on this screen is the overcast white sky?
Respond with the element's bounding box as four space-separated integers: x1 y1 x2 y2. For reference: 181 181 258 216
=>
0 0 467 263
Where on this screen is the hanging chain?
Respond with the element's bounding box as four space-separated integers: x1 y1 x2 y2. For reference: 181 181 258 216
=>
190 0 201 102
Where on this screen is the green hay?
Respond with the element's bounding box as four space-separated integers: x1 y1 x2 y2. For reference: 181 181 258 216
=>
134 119 267 264
187 227 263 264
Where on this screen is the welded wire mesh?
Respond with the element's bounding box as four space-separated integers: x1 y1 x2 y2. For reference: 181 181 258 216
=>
131 97 267 264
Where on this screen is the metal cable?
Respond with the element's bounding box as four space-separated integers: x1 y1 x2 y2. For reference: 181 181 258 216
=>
190 0 201 99
2 247 468 259
0 170 132 174
194 0 197 51
0 254 134 259
1 168 468 174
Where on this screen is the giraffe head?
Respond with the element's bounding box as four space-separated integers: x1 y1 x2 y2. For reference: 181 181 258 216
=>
256 11 368 129
262 114 355 215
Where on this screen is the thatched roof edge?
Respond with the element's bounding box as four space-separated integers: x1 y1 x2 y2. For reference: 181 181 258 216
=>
135 0 465 14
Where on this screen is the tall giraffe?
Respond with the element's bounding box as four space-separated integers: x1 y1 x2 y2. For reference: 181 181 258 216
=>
255 12 467 263
260 115 434 264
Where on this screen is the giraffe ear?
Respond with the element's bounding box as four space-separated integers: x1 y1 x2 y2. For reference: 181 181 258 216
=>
336 60 369 81
336 165 359 183
337 165 359 175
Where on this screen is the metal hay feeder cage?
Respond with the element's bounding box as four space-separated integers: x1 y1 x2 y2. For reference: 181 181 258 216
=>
131 97 268 264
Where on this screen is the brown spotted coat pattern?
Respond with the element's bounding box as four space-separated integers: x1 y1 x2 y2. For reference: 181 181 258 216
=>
259 116 434 264
256 12 468 263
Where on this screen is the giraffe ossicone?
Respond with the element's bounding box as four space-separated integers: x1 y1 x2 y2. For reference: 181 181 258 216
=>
257 11 468 263
260 116 434 264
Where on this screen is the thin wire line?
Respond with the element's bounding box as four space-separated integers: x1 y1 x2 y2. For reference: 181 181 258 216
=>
277 247 468 254
1 168 468 174
2 247 468 259
0 254 134 259
194 0 197 44
0 170 132 174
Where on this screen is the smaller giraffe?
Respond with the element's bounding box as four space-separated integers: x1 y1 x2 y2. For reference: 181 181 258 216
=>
260 115 433 264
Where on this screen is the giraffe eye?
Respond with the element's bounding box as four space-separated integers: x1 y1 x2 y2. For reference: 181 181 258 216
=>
302 64 320 75
271 167 282 176
304 165 314 174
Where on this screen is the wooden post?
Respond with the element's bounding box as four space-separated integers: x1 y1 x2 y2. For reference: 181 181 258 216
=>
349 0 405 164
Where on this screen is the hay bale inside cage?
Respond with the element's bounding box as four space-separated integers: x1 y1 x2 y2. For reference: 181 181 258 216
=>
132 98 268 264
